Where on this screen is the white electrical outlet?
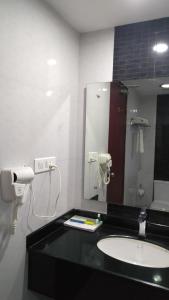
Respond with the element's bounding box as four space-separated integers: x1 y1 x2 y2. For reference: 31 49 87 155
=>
34 157 56 174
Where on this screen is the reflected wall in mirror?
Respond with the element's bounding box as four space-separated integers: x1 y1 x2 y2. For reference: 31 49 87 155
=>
84 78 169 213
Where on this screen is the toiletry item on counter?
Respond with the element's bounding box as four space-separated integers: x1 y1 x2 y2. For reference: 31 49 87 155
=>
137 184 145 198
64 214 103 232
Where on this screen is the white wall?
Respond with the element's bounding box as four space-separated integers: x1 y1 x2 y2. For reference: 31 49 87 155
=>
78 29 114 213
0 1 79 300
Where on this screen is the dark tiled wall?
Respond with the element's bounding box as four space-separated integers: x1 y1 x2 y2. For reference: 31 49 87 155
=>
154 94 169 181
113 17 169 81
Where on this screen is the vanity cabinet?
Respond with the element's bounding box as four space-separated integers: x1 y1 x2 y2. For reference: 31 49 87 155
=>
27 209 169 300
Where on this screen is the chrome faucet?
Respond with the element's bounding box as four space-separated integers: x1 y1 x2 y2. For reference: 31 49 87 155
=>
138 208 147 237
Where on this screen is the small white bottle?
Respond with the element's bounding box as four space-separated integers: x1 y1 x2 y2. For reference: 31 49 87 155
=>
96 213 101 224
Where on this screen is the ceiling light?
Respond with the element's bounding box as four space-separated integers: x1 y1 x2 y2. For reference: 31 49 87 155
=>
160 83 169 89
153 43 168 53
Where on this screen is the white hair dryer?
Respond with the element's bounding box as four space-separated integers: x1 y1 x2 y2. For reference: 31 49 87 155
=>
98 153 112 186
1 167 34 234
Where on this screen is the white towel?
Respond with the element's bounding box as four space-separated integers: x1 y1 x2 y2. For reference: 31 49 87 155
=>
136 128 144 153
139 128 144 153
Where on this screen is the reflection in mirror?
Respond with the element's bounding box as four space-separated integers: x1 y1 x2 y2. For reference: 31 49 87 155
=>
84 83 111 202
84 78 169 212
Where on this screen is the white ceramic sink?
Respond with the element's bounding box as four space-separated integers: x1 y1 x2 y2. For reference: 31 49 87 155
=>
97 236 169 268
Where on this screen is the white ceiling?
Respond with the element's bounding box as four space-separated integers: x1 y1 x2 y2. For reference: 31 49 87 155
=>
46 0 169 32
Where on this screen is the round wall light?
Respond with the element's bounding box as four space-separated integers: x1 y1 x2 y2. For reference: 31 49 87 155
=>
160 83 169 89
47 59 57 66
153 43 168 53
46 90 54 96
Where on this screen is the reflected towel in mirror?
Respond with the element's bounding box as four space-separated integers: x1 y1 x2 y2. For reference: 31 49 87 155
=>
136 128 144 153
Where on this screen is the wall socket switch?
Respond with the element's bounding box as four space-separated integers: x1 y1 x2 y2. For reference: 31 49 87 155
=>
34 157 56 174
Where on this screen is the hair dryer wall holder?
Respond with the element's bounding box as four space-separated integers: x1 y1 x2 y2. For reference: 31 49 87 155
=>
1 166 34 234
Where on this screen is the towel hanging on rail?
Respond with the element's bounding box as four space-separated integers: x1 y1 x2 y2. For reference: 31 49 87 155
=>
136 128 144 153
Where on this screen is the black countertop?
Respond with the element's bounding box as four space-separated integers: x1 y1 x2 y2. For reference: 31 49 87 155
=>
27 208 169 296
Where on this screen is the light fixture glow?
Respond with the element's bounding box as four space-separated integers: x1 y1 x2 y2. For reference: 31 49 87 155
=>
47 59 56 66
153 43 168 53
46 90 53 97
130 109 138 113
153 274 162 283
160 83 169 89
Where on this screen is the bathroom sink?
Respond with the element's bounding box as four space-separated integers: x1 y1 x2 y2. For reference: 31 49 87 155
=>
97 236 169 268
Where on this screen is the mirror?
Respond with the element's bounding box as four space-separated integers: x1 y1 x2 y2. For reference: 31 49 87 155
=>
84 77 169 212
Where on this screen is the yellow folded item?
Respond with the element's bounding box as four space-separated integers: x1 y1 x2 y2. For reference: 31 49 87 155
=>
85 220 96 225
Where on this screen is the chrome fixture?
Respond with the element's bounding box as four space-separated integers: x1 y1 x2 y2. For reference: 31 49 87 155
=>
138 208 147 238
